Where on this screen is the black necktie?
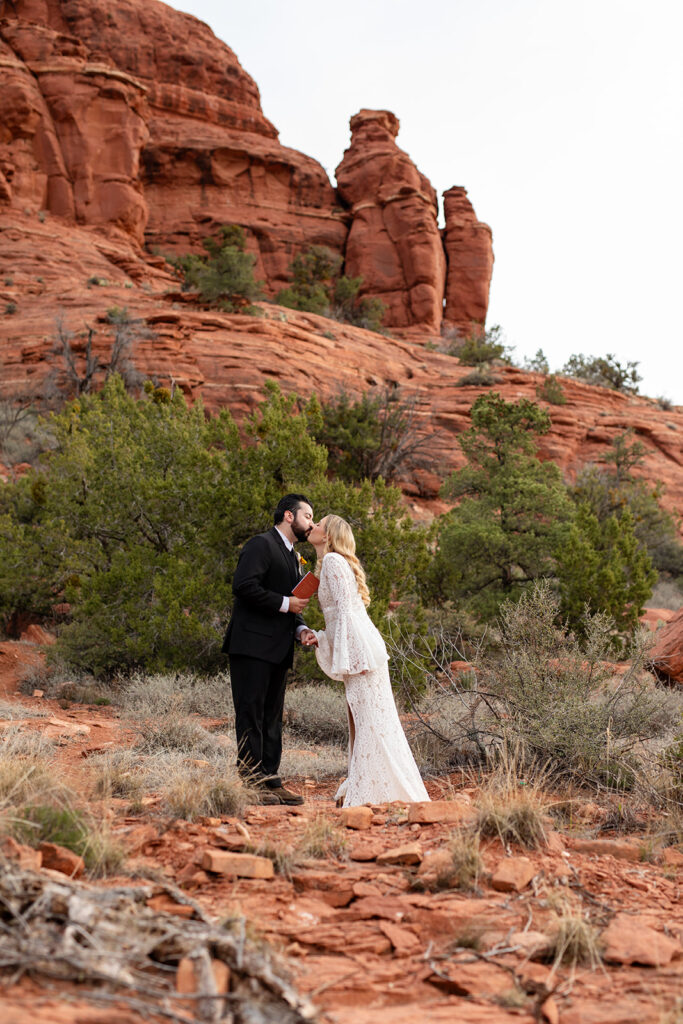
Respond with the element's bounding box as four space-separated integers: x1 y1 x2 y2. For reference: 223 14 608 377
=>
288 546 299 579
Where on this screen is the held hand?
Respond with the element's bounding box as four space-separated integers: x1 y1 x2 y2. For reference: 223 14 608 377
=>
299 629 318 647
289 595 310 614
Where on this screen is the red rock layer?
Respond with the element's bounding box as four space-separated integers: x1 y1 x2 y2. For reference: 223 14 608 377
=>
442 186 494 336
335 110 446 332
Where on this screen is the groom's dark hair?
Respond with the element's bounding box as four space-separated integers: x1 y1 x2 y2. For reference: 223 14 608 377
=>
273 493 311 525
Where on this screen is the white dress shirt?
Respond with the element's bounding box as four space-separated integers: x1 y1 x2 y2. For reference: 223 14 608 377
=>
275 526 306 638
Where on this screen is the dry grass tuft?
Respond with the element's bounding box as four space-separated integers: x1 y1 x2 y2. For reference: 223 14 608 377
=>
547 901 603 971
160 765 249 821
91 749 147 805
297 814 348 860
0 732 63 808
475 750 549 849
0 699 48 720
440 828 483 889
248 840 297 878
280 739 347 781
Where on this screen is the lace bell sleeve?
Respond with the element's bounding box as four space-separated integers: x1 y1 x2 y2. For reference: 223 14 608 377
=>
314 553 388 680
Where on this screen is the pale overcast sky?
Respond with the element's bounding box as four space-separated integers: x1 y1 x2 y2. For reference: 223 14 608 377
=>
164 0 683 404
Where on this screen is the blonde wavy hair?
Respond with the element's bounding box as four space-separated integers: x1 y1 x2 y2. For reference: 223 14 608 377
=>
320 515 370 606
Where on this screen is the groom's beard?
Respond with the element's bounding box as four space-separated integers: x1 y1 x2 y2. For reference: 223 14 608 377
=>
292 524 312 542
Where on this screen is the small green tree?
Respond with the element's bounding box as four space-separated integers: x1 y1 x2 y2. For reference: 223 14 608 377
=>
561 353 641 393
523 349 550 373
557 505 657 637
171 225 263 310
277 246 385 331
311 387 430 483
572 431 683 580
276 246 338 315
535 374 567 405
428 393 573 618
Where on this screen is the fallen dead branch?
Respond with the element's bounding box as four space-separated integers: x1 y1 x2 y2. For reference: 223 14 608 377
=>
0 859 316 1023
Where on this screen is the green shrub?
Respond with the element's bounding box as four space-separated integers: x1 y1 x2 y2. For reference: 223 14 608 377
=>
561 353 641 393
311 387 430 483
558 505 657 637
448 324 512 366
428 395 658 631
571 431 683 582
276 245 385 331
536 374 567 404
487 582 677 784
170 225 263 311
456 367 497 387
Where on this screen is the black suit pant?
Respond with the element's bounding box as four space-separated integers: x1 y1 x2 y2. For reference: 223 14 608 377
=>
229 653 290 786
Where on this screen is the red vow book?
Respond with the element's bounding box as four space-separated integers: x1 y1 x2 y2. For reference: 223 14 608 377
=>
292 572 319 598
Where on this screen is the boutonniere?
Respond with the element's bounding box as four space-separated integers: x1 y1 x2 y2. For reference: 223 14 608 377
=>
299 555 308 568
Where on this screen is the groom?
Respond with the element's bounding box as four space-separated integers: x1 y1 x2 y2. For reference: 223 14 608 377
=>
222 494 316 805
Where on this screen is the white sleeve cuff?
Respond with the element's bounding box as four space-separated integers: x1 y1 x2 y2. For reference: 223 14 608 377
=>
280 595 289 613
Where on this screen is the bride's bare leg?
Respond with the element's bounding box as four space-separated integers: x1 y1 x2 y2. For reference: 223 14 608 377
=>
347 700 356 760
336 700 356 808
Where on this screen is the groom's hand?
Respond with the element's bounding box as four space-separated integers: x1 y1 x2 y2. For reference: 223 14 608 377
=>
289 595 309 614
299 629 318 647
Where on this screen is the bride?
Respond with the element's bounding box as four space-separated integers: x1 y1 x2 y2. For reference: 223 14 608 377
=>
304 515 429 807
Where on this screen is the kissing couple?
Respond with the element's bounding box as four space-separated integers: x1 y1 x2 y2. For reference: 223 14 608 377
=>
222 493 429 808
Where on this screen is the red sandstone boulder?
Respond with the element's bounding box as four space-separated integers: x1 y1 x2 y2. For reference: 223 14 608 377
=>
649 606 683 683
38 841 85 878
335 109 446 331
602 913 682 966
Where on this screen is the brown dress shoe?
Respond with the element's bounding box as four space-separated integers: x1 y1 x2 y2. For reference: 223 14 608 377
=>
258 791 281 805
268 785 304 806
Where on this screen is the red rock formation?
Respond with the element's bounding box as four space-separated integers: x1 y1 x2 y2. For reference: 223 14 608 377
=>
0 2 494 327
0 4 149 241
335 109 446 331
0 0 347 285
649 607 683 683
442 186 494 336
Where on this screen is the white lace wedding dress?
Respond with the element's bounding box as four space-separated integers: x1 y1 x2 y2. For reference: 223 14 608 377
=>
313 552 429 807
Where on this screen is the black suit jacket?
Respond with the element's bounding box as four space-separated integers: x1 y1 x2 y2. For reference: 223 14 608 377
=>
222 527 304 665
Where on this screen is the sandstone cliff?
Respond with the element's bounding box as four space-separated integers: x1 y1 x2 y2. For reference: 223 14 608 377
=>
0 0 491 333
